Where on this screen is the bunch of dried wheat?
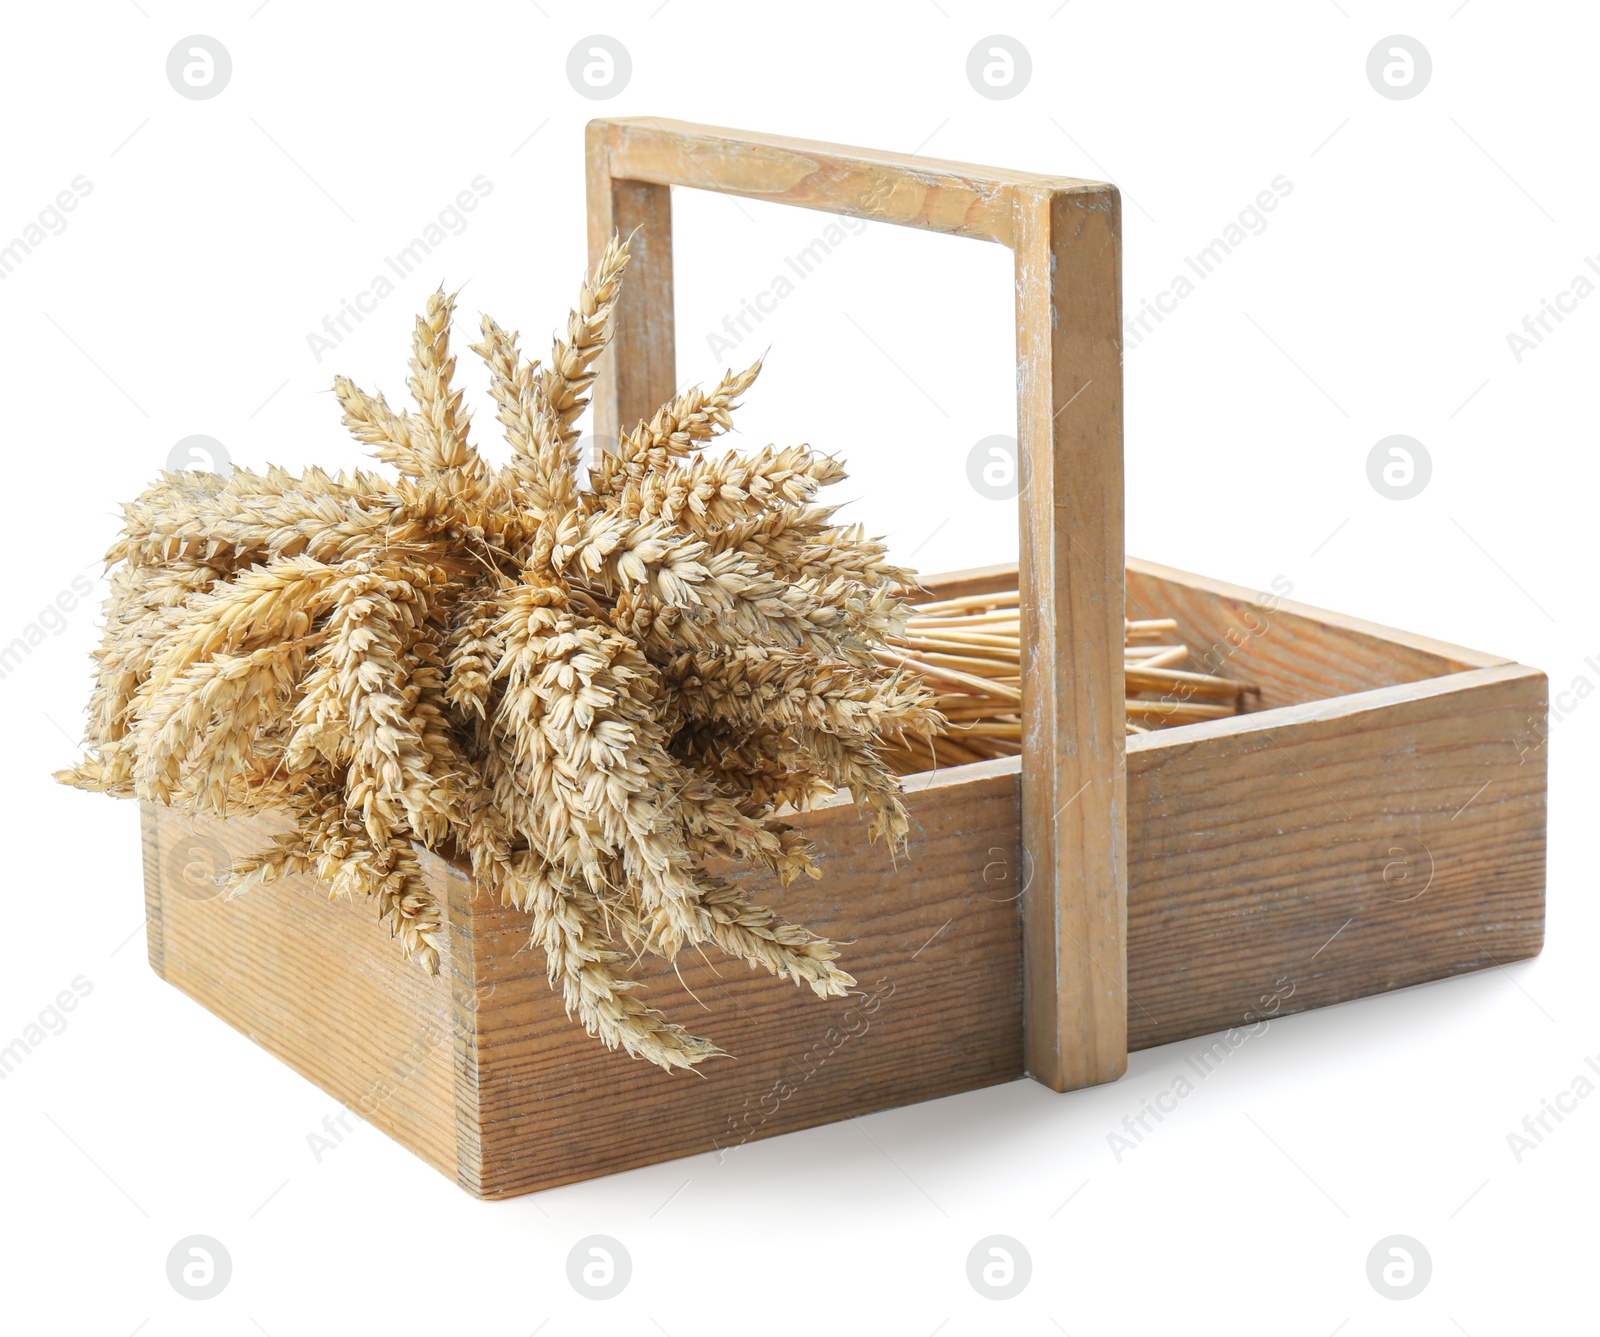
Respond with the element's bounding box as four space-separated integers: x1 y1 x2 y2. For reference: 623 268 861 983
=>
57 237 942 1071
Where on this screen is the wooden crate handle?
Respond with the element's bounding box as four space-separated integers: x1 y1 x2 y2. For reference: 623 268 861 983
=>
585 117 1127 1093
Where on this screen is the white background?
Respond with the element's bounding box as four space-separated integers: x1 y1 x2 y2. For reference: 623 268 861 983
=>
0 1 1593 1333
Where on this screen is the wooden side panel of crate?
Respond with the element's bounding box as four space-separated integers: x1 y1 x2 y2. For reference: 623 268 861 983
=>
142 764 1028 1198
1123 662 1547 1047
433 763 1026 1198
1125 557 1503 705
141 803 461 1180
931 557 1505 704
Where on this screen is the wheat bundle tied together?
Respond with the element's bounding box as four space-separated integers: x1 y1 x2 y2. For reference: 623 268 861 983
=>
57 237 943 1071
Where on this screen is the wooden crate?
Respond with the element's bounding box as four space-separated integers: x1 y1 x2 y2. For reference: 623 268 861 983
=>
135 121 1545 1198
142 554 1544 1198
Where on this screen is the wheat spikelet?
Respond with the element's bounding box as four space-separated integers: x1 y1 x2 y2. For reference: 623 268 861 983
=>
591 361 762 494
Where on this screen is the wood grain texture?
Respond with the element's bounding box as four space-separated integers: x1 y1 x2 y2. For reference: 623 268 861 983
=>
590 117 1105 246
138 562 1548 1197
146 764 1026 1198
143 804 461 1180
916 563 1020 601
585 125 675 447
444 762 1023 1197
1013 185 1127 1092
1123 662 1547 1047
1125 557 1501 706
587 117 1128 1095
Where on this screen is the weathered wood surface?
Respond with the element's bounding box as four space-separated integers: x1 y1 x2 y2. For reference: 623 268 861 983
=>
584 126 674 449
1013 184 1126 1092
590 117 1105 248
141 559 1547 1197
1123 660 1546 1048
1126 557 1501 706
141 804 460 1179
442 762 1025 1198
145 764 1026 1198
587 116 1127 1094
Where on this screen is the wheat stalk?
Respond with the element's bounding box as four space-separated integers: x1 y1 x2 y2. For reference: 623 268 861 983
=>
879 593 1260 774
